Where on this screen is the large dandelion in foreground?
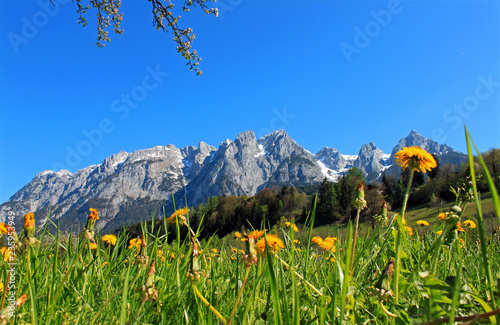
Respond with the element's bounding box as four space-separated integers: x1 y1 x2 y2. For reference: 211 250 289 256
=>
395 146 437 173
395 146 437 220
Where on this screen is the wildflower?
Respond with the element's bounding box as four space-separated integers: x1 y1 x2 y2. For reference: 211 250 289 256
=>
352 183 367 210
140 259 158 302
255 234 284 255
211 248 218 254
249 229 266 240
456 223 466 232
285 222 299 232
312 236 323 245
463 220 476 229
86 242 97 250
374 201 389 226
245 229 267 241
404 226 413 236
394 146 437 173
318 237 337 253
23 212 39 246
402 216 407 226
102 234 117 245
417 220 429 226
167 207 189 225
459 238 465 247
437 213 446 221
0 223 9 235
128 237 142 249
0 247 14 262
0 282 3 292
156 250 166 262
293 239 300 244
23 212 35 237
234 231 242 238
231 248 238 254
436 230 443 236
187 239 205 281
89 208 99 220
0 293 28 323
373 258 394 301
82 208 99 241
136 235 149 266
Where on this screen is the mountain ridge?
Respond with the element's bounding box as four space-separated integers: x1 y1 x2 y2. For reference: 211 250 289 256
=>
0 130 467 232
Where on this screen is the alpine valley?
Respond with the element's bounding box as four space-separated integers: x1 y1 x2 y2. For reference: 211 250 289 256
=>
0 130 467 233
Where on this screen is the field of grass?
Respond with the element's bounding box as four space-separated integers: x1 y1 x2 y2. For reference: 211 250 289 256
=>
0 131 499 324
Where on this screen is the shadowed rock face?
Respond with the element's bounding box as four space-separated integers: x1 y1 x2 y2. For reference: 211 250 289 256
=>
0 130 464 232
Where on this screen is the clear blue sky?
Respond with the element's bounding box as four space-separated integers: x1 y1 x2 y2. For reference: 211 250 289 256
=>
1 0 499 203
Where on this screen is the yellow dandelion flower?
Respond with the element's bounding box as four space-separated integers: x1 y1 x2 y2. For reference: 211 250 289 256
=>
0 282 3 292
128 237 142 249
285 222 299 232
395 146 437 173
404 226 413 236
167 207 189 224
247 229 267 241
312 236 323 245
89 208 99 220
255 234 284 255
319 237 337 253
329 257 336 263
102 234 117 245
234 231 242 238
0 222 10 235
86 242 97 250
211 248 218 254
157 250 166 262
293 239 300 244
436 230 443 236
437 213 446 221
24 212 35 229
456 223 466 232
0 247 14 262
231 248 238 254
417 220 429 226
463 220 476 229
402 217 407 226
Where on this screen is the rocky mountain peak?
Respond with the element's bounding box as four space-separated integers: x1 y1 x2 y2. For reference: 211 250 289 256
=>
388 130 455 164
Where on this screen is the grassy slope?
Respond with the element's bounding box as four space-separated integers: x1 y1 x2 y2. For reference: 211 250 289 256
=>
303 192 498 241
404 192 498 230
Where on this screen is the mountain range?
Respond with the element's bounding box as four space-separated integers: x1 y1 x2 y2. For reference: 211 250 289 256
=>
0 130 467 233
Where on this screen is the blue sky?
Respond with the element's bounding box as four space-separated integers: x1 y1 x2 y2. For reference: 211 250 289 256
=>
1 0 499 203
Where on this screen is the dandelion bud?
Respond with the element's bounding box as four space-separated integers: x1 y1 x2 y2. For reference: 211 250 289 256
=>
352 183 367 210
187 238 204 282
380 201 388 218
23 213 35 238
82 208 99 239
242 234 257 267
356 183 365 200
